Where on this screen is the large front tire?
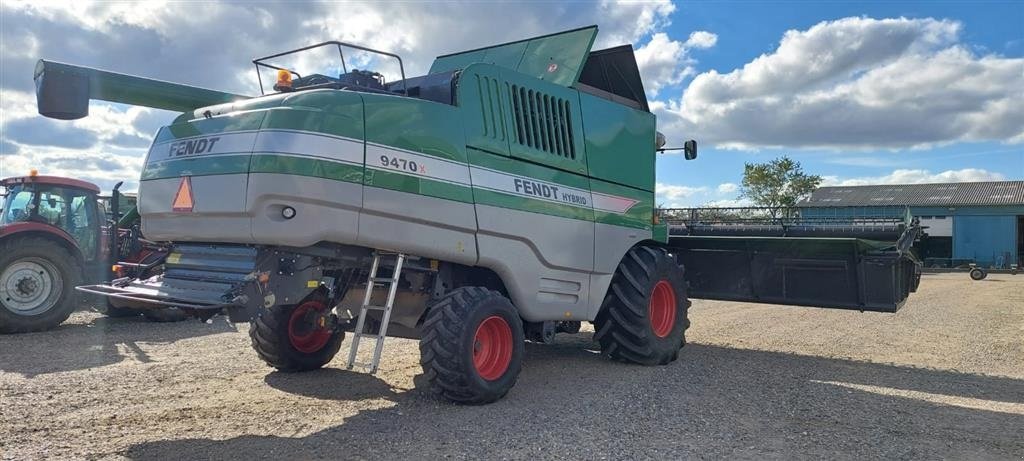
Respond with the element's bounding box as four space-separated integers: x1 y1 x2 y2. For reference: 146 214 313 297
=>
249 300 344 372
594 246 689 365
419 287 525 405
0 237 82 334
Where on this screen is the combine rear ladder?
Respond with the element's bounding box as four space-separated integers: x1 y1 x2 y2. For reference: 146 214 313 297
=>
346 252 406 373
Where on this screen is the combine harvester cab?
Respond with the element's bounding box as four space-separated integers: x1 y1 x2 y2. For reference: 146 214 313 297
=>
33 25 922 404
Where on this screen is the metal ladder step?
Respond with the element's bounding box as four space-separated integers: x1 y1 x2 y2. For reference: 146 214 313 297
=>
345 252 406 374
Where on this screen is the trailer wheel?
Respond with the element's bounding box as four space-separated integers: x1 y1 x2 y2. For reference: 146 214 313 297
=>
419 287 525 405
249 300 344 372
0 237 81 334
969 268 987 281
594 246 689 365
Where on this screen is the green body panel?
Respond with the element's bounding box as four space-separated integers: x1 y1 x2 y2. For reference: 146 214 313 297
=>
651 223 668 243
459 65 513 157
249 154 363 184
362 94 468 164
590 179 653 229
365 169 473 203
468 148 593 222
141 154 251 180
430 26 597 87
262 93 364 140
579 92 656 192
499 66 588 175
155 111 266 144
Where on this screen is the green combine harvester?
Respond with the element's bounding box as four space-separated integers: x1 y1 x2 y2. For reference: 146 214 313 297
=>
34 26 921 404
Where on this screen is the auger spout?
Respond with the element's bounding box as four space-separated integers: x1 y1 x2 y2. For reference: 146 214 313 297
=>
33 59 249 120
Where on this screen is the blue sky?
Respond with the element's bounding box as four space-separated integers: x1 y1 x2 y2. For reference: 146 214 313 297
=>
0 1 1021 206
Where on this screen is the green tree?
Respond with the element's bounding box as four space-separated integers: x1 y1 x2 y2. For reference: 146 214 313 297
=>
740 156 822 215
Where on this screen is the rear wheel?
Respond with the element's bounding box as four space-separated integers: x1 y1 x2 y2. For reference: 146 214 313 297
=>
419 287 524 404
0 237 81 334
969 268 987 281
594 246 689 365
249 300 344 372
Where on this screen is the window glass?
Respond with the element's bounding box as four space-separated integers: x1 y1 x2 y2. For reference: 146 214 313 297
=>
2 189 35 223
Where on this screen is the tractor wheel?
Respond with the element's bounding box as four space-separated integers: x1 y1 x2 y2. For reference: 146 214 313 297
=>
969 268 987 281
594 246 689 365
0 237 82 334
249 300 344 372
419 287 525 405
142 307 190 323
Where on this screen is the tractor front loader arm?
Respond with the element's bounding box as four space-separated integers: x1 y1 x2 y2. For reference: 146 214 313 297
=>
34 59 250 120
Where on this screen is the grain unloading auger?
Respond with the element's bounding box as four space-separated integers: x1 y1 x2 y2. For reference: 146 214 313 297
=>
34 26 921 404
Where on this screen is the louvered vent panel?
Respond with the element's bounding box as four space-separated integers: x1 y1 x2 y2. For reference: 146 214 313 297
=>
474 74 506 142
510 84 576 160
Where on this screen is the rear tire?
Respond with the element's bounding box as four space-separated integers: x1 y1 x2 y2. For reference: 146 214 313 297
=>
249 300 344 372
0 237 82 334
969 268 987 281
594 246 689 365
419 287 525 405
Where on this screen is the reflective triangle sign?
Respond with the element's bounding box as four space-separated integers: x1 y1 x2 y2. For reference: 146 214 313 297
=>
171 177 194 212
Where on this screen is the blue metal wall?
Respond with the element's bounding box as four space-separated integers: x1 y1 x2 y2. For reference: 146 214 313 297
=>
953 215 1018 266
800 205 1022 267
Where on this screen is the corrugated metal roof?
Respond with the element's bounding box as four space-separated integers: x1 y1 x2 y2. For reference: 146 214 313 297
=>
798 181 1024 207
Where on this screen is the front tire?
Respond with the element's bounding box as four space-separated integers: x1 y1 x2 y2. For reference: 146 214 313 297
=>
249 300 344 372
0 237 82 334
419 287 525 405
594 246 689 365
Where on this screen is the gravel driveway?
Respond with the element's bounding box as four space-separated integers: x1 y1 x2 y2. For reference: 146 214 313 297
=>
2 273 1022 460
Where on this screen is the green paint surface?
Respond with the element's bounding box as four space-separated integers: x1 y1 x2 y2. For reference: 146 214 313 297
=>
364 169 473 203
249 154 363 184
154 111 266 143
591 178 653 229
579 92 656 192
429 26 597 87
141 154 251 180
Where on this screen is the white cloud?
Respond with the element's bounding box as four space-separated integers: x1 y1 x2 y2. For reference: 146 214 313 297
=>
0 0 678 191
655 17 1024 150
717 182 738 194
684 31 718 49
822 168 1006 186
636 30 718 96
656 182 708 207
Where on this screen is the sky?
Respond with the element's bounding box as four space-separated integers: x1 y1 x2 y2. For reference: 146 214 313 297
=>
0 0 1021 207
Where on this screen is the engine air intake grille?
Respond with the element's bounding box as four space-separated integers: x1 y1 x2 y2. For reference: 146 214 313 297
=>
510 85 576 160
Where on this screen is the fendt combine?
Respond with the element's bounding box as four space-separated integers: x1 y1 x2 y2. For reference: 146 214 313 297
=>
34 26 921 404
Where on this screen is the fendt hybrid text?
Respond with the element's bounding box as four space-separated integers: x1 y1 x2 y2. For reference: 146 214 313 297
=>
32 26 921 403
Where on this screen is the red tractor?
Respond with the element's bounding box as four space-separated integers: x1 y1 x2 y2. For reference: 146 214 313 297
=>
0 172 182 333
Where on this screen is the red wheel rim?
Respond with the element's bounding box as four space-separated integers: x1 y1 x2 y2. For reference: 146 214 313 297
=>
287 301 332 353
648 280 676 338
472 315 513 381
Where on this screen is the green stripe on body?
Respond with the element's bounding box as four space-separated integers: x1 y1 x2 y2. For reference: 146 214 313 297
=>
250 154 363 183
591 179 653 230
141 155 251 180
364 168 474 203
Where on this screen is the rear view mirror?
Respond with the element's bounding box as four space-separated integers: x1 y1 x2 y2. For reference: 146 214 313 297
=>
684 139 697 160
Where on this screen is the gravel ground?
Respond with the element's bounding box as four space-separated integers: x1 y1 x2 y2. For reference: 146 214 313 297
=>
1 273 1022 460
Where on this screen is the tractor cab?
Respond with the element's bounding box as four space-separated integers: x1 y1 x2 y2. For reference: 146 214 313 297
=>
0 174 102 262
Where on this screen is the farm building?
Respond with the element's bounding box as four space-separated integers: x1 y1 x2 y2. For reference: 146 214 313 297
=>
799 181 1024 268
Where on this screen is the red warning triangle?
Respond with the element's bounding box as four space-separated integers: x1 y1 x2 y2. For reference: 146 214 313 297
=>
171 177 194 212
